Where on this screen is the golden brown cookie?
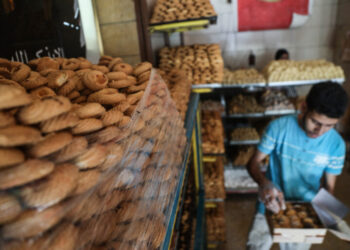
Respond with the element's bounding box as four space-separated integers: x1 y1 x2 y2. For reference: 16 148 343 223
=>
0 159 54 190
0 192 22 225
108 79 136 89
57 77 77 96
18 96 72 124
0 148 25 169
88 125 121 144
71 168 101 196
99 143 124 171
20 71 47 89
61 58 80 71
0 85 32 110
0 125 42 147
107 57 123 70
82 70 108 91
78 57 93 69
39 68 58 77
28 132 73 158
133 62 152 76
47 71 69 88
11 63 31 82
0 79 25 90
71 95 87 104
74 144 107 169
127 81 148 93
126 90 144 105
112 63 133 75
52 136 88 163
0 66 11 79
101 108 123 126
106 71 128 81
30 86 56 99
19 163 78 208
1 201 66 239
91 64 109 73
67 90 80 100
119 116 131 127
71 118 103 134
74 102 106 119
0 111 15 128
114 100 130 112
0 58 12 70
137 70 151 82
87 88 126 105
40 111 79 133
36 57 60 72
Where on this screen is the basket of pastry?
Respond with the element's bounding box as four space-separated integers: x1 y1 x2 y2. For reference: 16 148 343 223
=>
266 202 326 243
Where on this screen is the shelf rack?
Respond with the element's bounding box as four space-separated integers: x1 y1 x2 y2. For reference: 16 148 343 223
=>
225 109 298 118
229 140 260 145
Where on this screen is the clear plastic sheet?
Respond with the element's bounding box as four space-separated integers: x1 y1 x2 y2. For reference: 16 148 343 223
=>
0 59 187 249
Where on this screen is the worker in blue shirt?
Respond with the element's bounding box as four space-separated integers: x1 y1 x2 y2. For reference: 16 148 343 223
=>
247 82 348 250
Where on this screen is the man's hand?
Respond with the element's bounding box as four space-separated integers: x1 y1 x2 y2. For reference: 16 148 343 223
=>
258 181 286 214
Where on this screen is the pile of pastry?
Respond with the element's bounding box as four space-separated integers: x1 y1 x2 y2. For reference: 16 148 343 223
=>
150 0 216 24
260 90 295 111
206 203 226 242
228 94 264 114
230 127 260 141
0 56 187 249
159 44 224 84
223 68 266 85
201 101 225 154
264 59 345 82
271 203 322 229
204 157 225 200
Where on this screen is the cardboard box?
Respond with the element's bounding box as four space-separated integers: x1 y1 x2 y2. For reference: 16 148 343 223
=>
266 188 350 244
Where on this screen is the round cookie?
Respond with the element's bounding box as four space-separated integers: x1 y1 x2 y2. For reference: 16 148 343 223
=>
74 144 107 169
52 136 88 163
40 111 79 133
0 148 25 169
87 88 126 105
0 192 22 224
71 118 103 135
30 86 56 99
82 70 108 91
74 102 106 119
0 125 42 147
0 85 32 110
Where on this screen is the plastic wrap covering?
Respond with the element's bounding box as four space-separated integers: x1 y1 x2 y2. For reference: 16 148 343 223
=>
0 56 188 250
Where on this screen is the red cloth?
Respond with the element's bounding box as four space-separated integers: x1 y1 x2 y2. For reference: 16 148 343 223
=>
238 0 309 31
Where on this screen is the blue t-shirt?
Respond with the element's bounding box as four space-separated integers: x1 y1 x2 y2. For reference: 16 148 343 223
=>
257 115 345 214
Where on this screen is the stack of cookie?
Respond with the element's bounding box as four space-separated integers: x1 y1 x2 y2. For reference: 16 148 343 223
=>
204 157 225 200
159 44 224 84
228 94 264 114
201 101 225 154
150 0 216 24
0 57 187 249
230 127 260 141
223 68 266 85
206 203 226 243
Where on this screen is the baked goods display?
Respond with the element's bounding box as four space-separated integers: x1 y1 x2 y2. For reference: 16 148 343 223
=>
0 56 188 250
264 59 345 82
206 203 226 242
201 101 225 154
230 127 260 141
228 94 264 114
224 167 258 190
159 44 224 84
270 203 323 229
204 157 225 200
223 68 266 85
260 90 295 111
150 0 216 24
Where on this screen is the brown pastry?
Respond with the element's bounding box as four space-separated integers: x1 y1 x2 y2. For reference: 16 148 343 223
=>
39 68 58 77
99 142 124 171
71 95 87 104
27 132 73 158
125 104 137 116
82 70 108 90
114 100 130 112
0 66 11 79
57 77 77 96
20 71 47 89
74 102 106 119
52 136 88 163
11 63 31 82
119 116 131 127
91 64 109 73
1 201 66 239
126 90 144 105
47 71 69 88
18 96 71 124
0 58 12 70
74 144 107 169
127 81 148 93
137 70 151 82
101 108 123 126
30 86 56 99
0 79 25 90
67 90 80 100
0 111 16 128
87 88 126 105
61 58 80 70
107 57 123 70
0 85 32 110
0 148 25 169
71 118 103 134
19 163 78 208
106 71 128 80
71 168 101 196
40 111 79 133
112 63 133 75
0 125 42 147
0 192 22 224
0 159 54 190
108 79 136 89
88 126 121 143
78 57 92 69
133 62 152 76
36 57 60 72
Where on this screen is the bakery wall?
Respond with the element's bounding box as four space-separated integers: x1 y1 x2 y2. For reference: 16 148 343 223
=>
93 0 141 65
151 0 338 70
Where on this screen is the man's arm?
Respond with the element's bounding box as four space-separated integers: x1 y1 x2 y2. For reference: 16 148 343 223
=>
324 173 337 194
247 149 269 186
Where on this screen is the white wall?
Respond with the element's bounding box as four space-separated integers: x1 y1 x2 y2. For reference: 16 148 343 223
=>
151 0 339 70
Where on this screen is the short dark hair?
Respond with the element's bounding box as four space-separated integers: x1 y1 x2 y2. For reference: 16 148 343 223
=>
275 49 289 60
306 82 348 118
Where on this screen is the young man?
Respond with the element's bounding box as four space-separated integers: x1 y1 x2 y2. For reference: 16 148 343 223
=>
246 82 348 250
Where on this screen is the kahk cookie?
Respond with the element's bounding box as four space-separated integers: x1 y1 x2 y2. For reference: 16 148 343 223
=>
11 63 31 83
0 159 54 190
61 58 80 71
106 71 127 81
88 126 121 144
114 101 130 112
67 90 80 100
112 63 133 75
52 136 88 163
0 85 32 110
119 116 131 127
126 90 144 105
83 70 108 91
91 64 109 73
127 81 148 93
108 79 135 89
0 148 25 169
71 95 87 104
0 79 25 90
30 86 56 99
87 88 126 105
0 111 15 128
19 163 78 208
28 132 73 158
20 71 47 89
101 108 123 126
137 70 151 82
40 111 79 133
133 62 152 76
71 118 103 134
74 102 106 119
0 125 42 147
36 57 60 72
57 77 77 96
71 168 101 196
0 192 22 224
18 96 71 124
74 144 107 169
47 71 68 88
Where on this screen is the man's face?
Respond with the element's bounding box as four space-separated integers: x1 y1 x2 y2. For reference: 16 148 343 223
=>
303 111 339 138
